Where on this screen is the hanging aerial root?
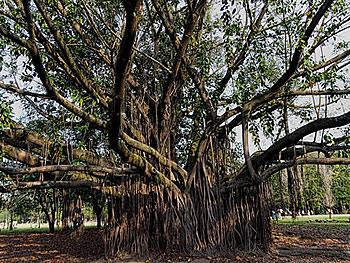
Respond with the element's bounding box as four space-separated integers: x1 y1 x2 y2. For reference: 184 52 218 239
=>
104 172 272 258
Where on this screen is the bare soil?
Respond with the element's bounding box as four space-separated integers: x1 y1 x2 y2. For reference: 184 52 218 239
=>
0 224 349 262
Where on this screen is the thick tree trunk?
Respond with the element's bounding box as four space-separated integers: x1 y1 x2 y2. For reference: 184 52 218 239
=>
61 190 76 230
104 171 272 257
234 182 272 251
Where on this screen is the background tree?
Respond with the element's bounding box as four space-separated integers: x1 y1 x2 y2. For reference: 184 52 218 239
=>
332 165 350 213
271 162 350 216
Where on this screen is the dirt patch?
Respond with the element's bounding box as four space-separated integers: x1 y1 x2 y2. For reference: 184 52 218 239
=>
0 224 349 262
270 224 350 263
0 229 104 262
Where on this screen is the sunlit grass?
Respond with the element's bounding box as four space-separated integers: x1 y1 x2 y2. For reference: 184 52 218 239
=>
274 214 350 227
0 222 98 234
0 226 50 234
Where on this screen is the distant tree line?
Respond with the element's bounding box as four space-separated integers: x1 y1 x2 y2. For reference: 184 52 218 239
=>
271 163 350 215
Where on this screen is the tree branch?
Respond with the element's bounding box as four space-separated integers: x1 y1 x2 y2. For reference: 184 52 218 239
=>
121 132 188 181
0 163 137 175
261 157 350 179
2 121 112 166
218 1 269 91
0 141 40 166
109 0 143 151
256 110 350 168
32 0 109 109
0 82 49 99
242 108 258 179
244 0 335 113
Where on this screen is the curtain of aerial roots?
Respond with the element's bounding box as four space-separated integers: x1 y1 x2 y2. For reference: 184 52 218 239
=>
61 190 75 230
61 190 83 230
104 167 272 257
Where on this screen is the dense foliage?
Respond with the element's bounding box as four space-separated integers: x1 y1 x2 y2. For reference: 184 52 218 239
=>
272 164 350 214
1 0 350 257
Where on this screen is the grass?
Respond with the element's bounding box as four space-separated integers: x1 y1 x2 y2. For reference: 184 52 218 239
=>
0 223 98 235
0 226 50 234
274 214 350 227
1 215 349 234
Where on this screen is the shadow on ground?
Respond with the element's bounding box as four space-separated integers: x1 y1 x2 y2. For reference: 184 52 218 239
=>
0 229 104 262
0 224 349 262
272 224 350 263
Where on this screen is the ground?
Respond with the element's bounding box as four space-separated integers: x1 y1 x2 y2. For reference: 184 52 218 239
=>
0 218 349 262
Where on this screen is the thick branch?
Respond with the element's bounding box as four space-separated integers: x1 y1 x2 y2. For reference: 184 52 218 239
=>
228 109 350 189
0 180 98 193
261 157 350 179
121 132 188 181
0 164 137 176
2 122 111 166
0 141 40 166
281 89 350 97
297 48 350 76
256 110 350 168
117 141 182 193
110 0 143 150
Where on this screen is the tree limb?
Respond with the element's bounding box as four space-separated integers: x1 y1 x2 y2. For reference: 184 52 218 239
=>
0 163 137 175
110 0 143 151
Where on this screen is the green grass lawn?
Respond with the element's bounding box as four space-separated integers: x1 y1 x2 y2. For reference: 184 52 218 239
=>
1 215 349 234
0 223 98 234
274 214 350 227
0 226 50 234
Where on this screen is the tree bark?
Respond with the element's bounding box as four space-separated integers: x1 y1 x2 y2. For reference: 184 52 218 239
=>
9 211 13 231
287 168 297 219
61 189 74 230
91 190 104 229
96 210 102 229
104 169 272 257
48 219 55 233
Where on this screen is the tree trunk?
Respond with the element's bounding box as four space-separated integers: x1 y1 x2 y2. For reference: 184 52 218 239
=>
91 189 104 229
321 165 334 218
37 213 41 228
48 219 55 233
42 207 55 233
95 209 102 229
38 189 56 233
104 169 272 257
72 195 84 231
9 211 13 231
279 171 286 209
61 190 75 230
287 168 297 219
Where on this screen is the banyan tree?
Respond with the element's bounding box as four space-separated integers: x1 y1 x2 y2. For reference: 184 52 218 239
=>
1 0 350 257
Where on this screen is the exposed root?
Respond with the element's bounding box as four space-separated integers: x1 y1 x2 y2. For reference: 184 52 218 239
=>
104 170 272 258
